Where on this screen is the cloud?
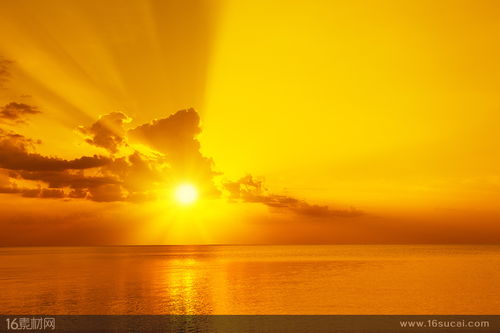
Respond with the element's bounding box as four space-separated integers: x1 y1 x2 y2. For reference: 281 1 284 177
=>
40 188 65 198
11 152 165 202
0 170 20 193
0 108 219 203
0 173 64 199
224 175 363 218
79 112 131 154
21 188 41 198
0 128 110 171
0 186 20 194
100 151 167 193
1 108 219 203
0 102 41 124
0 185 63 199
0 108 363 218
1 144 167 203
68 188 87 199
88 184 125 202
129 108 219 196
129 108 201 163
16 170 119 189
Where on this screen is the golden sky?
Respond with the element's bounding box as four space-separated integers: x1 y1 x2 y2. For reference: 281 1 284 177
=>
1 0 500 244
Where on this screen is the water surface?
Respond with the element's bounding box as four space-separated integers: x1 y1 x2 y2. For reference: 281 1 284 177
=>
0 245 499 314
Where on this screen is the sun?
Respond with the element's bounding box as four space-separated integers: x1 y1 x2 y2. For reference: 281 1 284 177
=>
174 183 199 205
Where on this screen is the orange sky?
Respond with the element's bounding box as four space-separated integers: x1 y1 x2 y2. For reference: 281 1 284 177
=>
1 0 500 245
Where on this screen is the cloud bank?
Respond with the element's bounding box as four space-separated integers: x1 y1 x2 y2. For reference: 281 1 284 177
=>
0 98 362 218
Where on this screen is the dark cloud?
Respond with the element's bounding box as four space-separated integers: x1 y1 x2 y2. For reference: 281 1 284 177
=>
0 102 41 124
129 108 219 196
0 108 363 217
88 184 125 202
0 109 216 203
21 188 41 198
68 188 88 199
79 112 130 154
1 171 74 199
0 185 66 199
129 108 201 156
40 188 65 198
0 186 20 194
0 184 65 199
16 170 119 189
11 152 164 202
0 127 117 201
225 175 363 218
0 129 110 171
3 151 169 203
100 151 167 193
0 63 222 204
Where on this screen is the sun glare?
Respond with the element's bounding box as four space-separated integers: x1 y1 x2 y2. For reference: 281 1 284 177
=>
174 184 199 205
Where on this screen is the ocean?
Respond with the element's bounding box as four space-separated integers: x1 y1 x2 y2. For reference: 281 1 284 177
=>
0 245 499 314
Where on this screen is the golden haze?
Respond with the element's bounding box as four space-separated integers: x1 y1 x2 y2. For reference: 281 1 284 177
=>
0 0 500 244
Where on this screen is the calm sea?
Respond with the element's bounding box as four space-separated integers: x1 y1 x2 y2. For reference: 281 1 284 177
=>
0 245 499 314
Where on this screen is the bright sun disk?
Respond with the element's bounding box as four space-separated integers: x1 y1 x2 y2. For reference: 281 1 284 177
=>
174 184 198 205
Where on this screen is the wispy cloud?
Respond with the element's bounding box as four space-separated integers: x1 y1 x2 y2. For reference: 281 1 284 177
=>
225 175 363 218
0 102 41 124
